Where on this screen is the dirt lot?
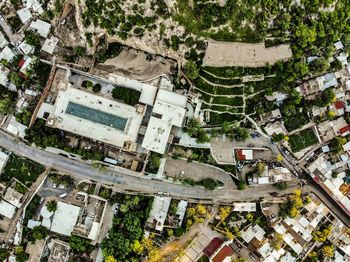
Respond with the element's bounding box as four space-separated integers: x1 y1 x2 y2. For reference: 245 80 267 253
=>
95 48 177 80
55 4 86 47
203 41 292 67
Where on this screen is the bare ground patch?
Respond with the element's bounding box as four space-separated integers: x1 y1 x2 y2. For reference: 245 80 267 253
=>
95 48 177 80
203 41 292 67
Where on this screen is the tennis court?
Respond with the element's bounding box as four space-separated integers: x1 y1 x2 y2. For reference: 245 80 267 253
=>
66 102 127 131
289 128 318 152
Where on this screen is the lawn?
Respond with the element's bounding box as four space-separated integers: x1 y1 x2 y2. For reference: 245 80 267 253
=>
209 112 243 126
289 128 319 153
209 105 244 113
196 89 212 103
215 85 244 96
194 78 244 96
211 96 243 106
2 155 45 187
199 70 242 85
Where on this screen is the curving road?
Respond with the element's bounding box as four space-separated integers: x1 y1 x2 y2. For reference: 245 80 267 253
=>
0 130 295 203
1 130 349 227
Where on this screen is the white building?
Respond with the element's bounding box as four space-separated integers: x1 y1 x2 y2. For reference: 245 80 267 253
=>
146 196 171 234
0 200 16 219
18 41 35 55
41 36 59 54
3 187 24 208
334 41 344 51
23 0 44 14
0 32 8 49
241 224 265 243
5 115 27 139
0 46 16 62
175 200 188 227
44 84 144 150
0 65 9 87
233 202 257 212
17 8 32 24
142 89 187 154
29 19 51 38
50 202 80 236
0 151 9 174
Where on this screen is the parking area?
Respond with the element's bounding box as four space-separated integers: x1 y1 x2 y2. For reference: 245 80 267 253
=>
37 175 74 199
164 157 236 190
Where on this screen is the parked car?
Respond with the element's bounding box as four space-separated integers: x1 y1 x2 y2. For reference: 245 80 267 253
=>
114 204 119 215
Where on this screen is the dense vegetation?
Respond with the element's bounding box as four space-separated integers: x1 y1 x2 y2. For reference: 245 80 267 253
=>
182 177 222 190
111 86 141 105
2 154 45 187
0 85 16 115
25 120 103 160
101 194 153 261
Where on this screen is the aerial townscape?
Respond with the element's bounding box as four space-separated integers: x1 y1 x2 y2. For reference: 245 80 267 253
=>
0 0 350 262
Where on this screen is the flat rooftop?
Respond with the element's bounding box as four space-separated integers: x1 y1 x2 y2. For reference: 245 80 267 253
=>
142 116 172 154
142 89 187 154
152 89 187 129
50 202 80 236
0 151 9 173
146 196 171 232
47 84 143 149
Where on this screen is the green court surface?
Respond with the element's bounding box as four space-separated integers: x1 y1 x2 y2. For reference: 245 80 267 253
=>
289 128 318 152
66 102 127 130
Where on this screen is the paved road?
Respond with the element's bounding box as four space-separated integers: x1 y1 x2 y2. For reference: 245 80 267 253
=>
0 130 293 202
1 130 349 227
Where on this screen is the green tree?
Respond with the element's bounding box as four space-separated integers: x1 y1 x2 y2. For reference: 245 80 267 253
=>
105 256 117 262
186 118 210 143
310 57 329 73
15 251 29 262
32 225 48 240
24 31 41 47
184 61 199 80
331 137 347 153
0 248 9 261
93 83 102 93
274 181 288 190
312 225 332 242
294 23 317 48
69 236 93 253
232 127 249 141
322 245 334 258
271 233 284 250
46 200 57 212
237 180 246 190
0 97 14 114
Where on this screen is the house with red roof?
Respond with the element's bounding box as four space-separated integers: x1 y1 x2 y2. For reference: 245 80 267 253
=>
235 149 253 161
203 238 234 262
332 101 345 116
339 125 350 136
